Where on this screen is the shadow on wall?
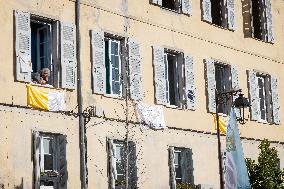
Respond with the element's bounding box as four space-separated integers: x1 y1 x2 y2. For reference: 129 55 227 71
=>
14 177 24 189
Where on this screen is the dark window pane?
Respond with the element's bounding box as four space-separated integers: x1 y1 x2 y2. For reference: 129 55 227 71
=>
105 40 111 94
167 54 178 106
44 154 53 170
111 41 119 55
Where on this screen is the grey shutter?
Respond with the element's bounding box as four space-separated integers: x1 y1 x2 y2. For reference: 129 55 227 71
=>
91 30 106 94
108 139 116 189
33 131 40 189
227 0 235 30
61 22 76 89
242 0 252 37
231 65 241 117
202 0 212 23
264 76 273 123
181 149 194 185
151 0 162 6
205 58 216 113
128 142 137 189
169 147 176 189
184 54 196 110
271 76 280 124
128 38 143 101
265 0 274 42
15 10 32 82
248 70 260 121
153 46 167 105
58 135 68 189
181 0 192 15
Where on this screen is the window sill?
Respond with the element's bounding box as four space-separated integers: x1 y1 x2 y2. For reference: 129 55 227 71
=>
103 93 124 100
29 82 63 91
202 21 234 32
164 104 182 110
160 7 181 14
246 36 274 45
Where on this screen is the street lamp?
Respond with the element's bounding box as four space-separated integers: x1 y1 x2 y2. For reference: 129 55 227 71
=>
215 89 250 189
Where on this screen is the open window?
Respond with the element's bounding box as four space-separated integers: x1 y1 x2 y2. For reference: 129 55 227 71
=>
201 0 235 30
15 11 76 89
248 71 280 124
33 132 67 189
162 0 181 11
169 147 194 189
151 0 192 15
242 0 274 42
107 139 137 189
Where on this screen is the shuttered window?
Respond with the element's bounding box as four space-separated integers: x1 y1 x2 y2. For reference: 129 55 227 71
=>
169 147 194 189
15 10 76 89
242 0 274 42
153 48 196 110
151 0 192 16
201 0 235 30
33 132 67 188
248 71 280 124
108 139 137 189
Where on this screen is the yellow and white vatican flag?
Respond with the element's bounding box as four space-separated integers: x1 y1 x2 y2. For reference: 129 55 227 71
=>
27 84 65 111
214 114 228 134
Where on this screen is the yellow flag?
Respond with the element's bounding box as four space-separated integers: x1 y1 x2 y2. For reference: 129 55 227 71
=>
214 114 227 134
27 84 49 110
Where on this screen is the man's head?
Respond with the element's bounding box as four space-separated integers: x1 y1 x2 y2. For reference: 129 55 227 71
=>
40 68 50 82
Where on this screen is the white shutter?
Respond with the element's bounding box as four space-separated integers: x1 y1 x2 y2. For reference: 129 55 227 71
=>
184 54 196 110
248 70 260 121
151 0 162 6
202 0 212 23
231 65 241 117
128 38 143 101
169 147 176 189
15 10 32 82
181 0 192 15
33 131 40 189
108 139 116 189
91 30 106 94
58 135 68 189
61 22 76 89
265 0 274 43
205 58 216 113
271 76 280 124
227 0 235 30
153 46 167 105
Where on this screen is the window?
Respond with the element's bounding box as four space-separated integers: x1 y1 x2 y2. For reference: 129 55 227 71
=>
169 147 194 188
215 63 231 114
242 0 274 42
248 71 280 124
15 11 76 89
153 47 196 110
105 37 123 96
108 139 137 189
201 0 235 30
151 0 192 15
33 132 67 188
92 31 144 100
205 59 240 114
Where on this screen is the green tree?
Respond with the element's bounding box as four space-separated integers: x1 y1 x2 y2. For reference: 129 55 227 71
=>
246 139 284 189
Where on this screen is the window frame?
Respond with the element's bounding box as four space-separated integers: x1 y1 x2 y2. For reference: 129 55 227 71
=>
39 134 58 173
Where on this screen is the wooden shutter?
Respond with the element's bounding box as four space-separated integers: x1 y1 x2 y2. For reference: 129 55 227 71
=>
248 70 260 121
265 0 274 42
153 46 167 105
227 0 235 30
231 65 241 117
128 38 143 101
181 0 192 15
15 10 32 82
151 0 162 6
91 30 106 94
205 58 216 113
271 76 280 124
33 131 40 189
184 54 196 110
128 142 137 188
264 76 273 123
181 149 194 185
202 0 212 23
169 147 176 189
58 135 68 189
242 0 252 37
108 139 116 189
61 22 76 89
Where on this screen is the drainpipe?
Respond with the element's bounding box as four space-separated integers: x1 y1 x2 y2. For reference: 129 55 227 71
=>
75 1 88 189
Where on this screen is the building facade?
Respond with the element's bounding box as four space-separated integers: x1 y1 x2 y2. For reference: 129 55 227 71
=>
0 0 284 188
